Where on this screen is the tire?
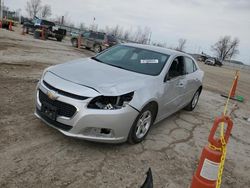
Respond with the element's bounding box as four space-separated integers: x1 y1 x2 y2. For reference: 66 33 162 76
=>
56 36 63 42
72 38 78 47
128 104 156 144
184 89 201 111
94 44 101 53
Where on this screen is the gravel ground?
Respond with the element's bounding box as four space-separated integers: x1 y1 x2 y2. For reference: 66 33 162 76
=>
0 27 250 188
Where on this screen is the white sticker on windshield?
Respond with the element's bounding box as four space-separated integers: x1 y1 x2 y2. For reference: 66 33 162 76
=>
140 59 159 64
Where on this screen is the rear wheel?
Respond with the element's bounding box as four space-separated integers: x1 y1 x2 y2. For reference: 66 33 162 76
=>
94 44 101 53
56 36 63 42
184 89 201 111
72 38 78 47
128 104 156 144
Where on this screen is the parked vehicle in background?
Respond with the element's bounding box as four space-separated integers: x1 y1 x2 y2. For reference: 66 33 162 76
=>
23 18 67 42
205 58 223 66
71 31 118 53
70 31 80 37
197 55 209 62
35 43 204 144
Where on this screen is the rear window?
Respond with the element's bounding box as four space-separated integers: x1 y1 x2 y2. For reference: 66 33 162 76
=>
107 35 117 42
40 20 55 26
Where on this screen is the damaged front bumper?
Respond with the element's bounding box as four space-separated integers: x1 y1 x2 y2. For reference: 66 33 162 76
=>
35 84 139 143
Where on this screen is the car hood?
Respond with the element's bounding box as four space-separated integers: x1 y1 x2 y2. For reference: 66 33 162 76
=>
47 58 153 96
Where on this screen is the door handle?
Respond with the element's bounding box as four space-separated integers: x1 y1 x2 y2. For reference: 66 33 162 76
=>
177 82 184 87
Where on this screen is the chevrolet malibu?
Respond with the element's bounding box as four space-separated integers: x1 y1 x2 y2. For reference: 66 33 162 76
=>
35 43 204 144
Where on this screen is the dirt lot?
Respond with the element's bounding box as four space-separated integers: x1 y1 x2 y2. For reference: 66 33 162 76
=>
0 27 250 188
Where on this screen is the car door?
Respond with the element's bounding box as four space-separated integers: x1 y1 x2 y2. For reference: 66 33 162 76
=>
81 31 90 46
86 32 97 48
183 57 199 105
158 56 186 119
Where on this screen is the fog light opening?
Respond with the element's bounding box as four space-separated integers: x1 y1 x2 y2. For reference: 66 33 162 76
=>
83 127 114 138
100 128 111 135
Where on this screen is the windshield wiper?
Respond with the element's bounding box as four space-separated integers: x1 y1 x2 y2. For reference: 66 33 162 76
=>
91 57 125 69
107 64 125 69
91 56 104 63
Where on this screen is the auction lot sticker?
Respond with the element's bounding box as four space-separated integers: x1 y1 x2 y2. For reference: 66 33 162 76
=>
140 59 159 64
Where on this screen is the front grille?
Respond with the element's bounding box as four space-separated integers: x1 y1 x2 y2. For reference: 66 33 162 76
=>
39 90 77 118
43 81 88 100
36 108 72 131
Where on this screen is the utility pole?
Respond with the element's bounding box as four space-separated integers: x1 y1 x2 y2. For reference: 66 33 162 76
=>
0 0 2 20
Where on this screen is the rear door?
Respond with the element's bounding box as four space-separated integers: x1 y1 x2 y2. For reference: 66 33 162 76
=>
86 32 97 48
183 56 199 105
81 31 90 46
97 33 105 49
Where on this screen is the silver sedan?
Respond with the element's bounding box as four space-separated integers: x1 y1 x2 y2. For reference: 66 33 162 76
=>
35 43 204 144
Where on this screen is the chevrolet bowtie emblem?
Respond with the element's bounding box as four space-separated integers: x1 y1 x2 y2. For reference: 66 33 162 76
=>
47 90 58 100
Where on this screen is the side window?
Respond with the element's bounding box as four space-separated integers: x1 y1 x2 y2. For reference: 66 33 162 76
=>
89 32 97 39
193 62 197 72
83 32 90 38
97 33 105 40
168 56 185 79
184 57 196 74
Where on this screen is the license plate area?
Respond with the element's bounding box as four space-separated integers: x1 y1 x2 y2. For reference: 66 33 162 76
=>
41 102 58 121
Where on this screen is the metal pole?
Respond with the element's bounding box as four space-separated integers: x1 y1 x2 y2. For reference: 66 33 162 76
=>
0 0 2 20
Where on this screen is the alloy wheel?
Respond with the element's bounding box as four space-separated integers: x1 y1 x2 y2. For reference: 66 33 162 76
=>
135 110 152 139
192 91 200 108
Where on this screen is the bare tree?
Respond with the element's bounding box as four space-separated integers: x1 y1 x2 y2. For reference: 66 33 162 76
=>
26 0 42 18
133 26 151 44
40 4 52 19
211 36 240 61
123 30 130 41
152 42 167 48
110 25 123 38
175 38 187 51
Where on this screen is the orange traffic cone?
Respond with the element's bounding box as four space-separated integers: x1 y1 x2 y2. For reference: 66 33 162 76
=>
78 34 81 49
221 71 243 102
8 21 13 31
41 27 45 40
190 116 233 188
229 71 239 98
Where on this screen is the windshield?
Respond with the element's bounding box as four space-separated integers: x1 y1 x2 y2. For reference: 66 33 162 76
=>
94 45 170 76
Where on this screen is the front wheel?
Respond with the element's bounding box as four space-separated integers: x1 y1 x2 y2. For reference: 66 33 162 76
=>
128 105 155 144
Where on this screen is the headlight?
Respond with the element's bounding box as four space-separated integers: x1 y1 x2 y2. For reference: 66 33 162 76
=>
41 67 50 80
87 92 134 110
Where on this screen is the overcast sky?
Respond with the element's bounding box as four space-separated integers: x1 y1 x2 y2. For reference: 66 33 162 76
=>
5 0 250 64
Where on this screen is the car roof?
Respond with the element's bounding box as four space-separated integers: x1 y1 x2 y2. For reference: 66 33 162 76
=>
121 43 190 57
